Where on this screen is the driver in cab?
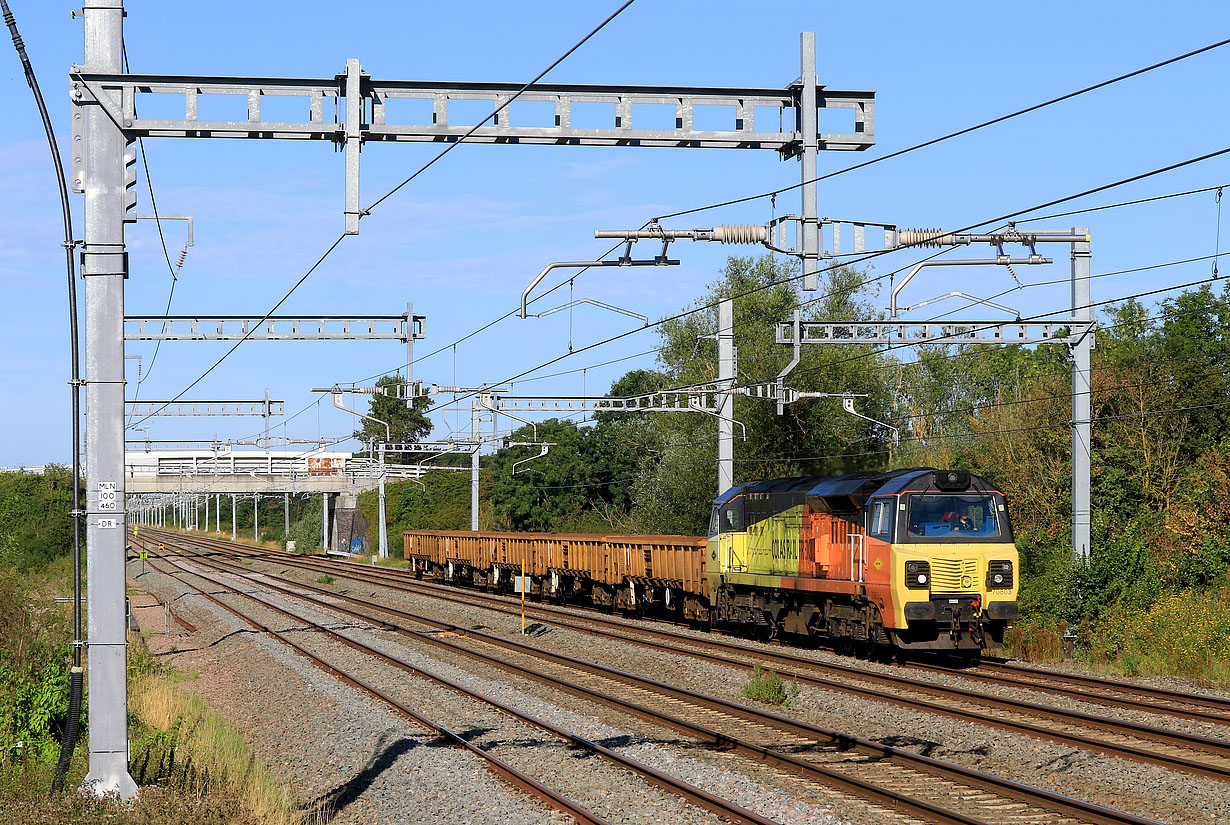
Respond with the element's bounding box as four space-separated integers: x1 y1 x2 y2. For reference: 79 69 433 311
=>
939 501 976 531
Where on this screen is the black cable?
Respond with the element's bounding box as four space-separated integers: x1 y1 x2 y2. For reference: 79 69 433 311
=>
1023 182 1229 224
128 233 346 429
2 0 85 796
652 36 1230 222
347 177 1230 396
775 272 1227 388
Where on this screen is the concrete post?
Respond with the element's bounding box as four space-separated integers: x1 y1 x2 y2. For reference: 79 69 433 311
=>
718 297 734 494
204 494 208 533
231 493 236 541
1071 227 1092 562
377 442 388 558
284 492 290 537
253 493 259 542
80 0 138 799
471 401 480 531
321 492 329 551
215 493 220 533
800 32 820 292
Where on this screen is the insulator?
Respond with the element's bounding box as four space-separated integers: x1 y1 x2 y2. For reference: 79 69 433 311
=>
177 247 189 269
711 224 768 244
898 228 957 248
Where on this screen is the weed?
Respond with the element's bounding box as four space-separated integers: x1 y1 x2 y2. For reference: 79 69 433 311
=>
316 575 334 585
740 664 799 708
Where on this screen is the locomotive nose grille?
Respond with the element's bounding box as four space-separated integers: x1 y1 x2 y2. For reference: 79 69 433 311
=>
930 558 980 593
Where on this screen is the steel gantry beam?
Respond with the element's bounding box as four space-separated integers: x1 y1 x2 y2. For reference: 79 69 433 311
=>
124 400 285 416
774 319 1096 347
70 73 875 149
124 310 425 375
123 313 424 341
487 388 722 414
71 51 875 238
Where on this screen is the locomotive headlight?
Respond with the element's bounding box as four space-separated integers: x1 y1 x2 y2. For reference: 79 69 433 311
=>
987 560 1014 589
917 573 928 584
906 560 931 589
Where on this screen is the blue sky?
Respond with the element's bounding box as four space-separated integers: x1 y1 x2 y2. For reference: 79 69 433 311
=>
3 0 1230 465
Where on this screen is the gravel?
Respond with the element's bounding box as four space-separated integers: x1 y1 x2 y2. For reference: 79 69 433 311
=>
129 557 574 825
204 560 883 825
250 559 1230 825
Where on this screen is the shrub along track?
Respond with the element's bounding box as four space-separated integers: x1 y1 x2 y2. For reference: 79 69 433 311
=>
138 545 780 825
139 531 1163 825
146 528 1230 784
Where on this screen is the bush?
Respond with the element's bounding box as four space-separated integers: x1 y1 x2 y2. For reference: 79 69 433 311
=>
1091 584 1230 683
740 664 798 708
316 575 334 585
284 497 323 553
0 468 77 572
0 567 79 765
1004 617 1068 662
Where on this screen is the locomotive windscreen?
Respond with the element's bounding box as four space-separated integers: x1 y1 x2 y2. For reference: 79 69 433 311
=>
905 493 1002 539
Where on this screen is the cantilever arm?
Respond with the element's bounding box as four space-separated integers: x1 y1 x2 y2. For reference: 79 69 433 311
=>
506 442 555 475
520 258 679 319
842 397 898 445
330 387 389 440
481 394 537 441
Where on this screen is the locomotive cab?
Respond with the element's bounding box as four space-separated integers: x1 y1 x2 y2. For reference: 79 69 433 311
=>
885 471 1019 652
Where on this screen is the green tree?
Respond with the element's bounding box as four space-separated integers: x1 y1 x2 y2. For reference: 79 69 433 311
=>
629 254 894 534
484 419 594 531
387 471 474 532
353 375 434 455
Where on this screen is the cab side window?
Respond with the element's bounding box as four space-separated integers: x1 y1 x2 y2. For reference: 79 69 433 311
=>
722 505 743 532
869 499 893 538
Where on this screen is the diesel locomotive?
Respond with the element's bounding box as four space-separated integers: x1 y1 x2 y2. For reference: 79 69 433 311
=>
708 467 1018 654
403 467 1018 656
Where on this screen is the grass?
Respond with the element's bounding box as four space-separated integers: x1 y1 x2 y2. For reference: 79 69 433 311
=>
315 575 334 585
1081 584 1230 686
740 664 799 708
0 633 308 825
128 642 302 824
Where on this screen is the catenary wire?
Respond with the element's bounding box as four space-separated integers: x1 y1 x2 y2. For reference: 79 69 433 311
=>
651 36 1230 222
434 151 1230 415
130 1 638 429
423 152 1230 418
346 39 1230 388
350 176 1230 392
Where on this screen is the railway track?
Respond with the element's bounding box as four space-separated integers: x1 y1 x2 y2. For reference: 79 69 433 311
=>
158 529 1230 726
145 528 1230 783
138 531 1164 825
137 543 778 825
926 658 1230 723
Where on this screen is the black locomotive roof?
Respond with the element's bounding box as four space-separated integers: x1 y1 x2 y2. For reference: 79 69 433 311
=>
714 467 998 512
